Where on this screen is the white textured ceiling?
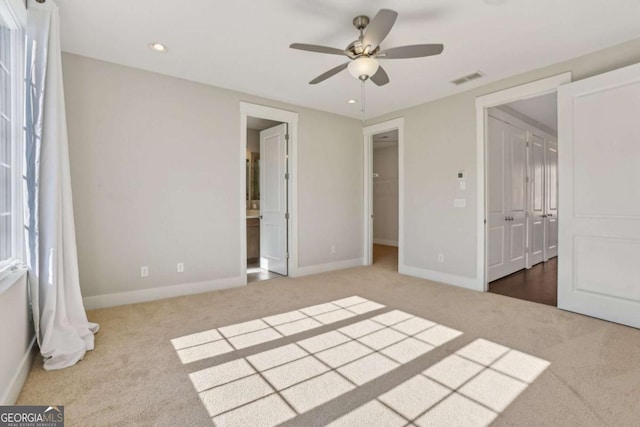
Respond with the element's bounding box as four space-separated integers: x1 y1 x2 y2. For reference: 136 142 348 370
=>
55 0 640 119
506 93 558 132
247 117 281 131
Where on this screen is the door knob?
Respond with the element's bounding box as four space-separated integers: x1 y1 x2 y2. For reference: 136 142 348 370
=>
541 214 547 218
547 213 553 217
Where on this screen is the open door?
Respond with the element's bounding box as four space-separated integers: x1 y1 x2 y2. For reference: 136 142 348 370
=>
558 62 640 328
259 123 288 276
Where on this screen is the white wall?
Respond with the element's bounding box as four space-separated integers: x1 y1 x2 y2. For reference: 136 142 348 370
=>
0 272 35 404
367 37 640 288
62 53 362 305
373 143 398 246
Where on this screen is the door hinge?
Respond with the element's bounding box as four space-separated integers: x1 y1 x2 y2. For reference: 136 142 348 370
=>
285 133 289 142
285 173 289 180
526 176 530 183
286 252 290 259
285 212 289 220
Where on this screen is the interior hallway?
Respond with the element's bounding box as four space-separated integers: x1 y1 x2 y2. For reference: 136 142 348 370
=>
489 259 558 307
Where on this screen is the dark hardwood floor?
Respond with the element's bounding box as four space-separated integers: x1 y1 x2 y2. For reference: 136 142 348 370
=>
489 258 557 306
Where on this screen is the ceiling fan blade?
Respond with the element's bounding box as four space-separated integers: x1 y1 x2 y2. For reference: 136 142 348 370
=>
309 62 349 84
290 43 346 56
362 9 398 52
370 66 390 86
378 44 444 59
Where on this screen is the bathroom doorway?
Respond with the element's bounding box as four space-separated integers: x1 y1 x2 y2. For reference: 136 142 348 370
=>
246 116 287 282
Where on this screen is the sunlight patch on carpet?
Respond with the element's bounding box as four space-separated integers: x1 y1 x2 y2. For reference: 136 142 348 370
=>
171 297 549 426
176 298 461 425
171 296 384 363
332 338 550 427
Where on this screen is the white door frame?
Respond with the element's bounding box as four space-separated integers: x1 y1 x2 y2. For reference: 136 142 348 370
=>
240 102 299 280
363 118 404 266
476 73 571 291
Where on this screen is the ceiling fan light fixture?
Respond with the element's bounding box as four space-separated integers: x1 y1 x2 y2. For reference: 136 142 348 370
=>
348 56 379 80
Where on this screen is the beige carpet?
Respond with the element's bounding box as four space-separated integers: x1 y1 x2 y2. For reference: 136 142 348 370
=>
16 246 640 426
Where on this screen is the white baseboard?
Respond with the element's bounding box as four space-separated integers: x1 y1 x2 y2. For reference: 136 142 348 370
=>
400 264 481 291
83 276 246 310
293 258 364 277
2 336 36 405
373 238 398 247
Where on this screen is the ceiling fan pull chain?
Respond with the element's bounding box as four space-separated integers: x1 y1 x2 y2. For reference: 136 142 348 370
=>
361 79 366 124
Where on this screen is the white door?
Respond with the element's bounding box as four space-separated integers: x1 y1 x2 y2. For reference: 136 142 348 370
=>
528 133 546 266
544 139 558 259
558 62 640 329
260 123 288 276
487 117 527 281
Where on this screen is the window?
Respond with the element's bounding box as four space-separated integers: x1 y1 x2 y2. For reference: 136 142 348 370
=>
0 7 24 273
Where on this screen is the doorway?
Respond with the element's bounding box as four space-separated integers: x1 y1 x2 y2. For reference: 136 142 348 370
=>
476 73 570 306
240 103 299 283
363 118 404 271
371 130 399 270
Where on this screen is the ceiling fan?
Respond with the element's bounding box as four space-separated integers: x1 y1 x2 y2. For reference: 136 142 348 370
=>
290 9 444 86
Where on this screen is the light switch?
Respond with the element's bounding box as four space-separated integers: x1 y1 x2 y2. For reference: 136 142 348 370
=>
454 198 466 208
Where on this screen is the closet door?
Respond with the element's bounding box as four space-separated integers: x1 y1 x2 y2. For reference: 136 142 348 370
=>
528 134 546 266
487 117 510 281
506 124 528 275
544 140 558 259
487 116 527 281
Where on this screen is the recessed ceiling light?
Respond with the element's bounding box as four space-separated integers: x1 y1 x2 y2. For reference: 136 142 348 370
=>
484 0 508 4
347 99 358 104
149 42 168 53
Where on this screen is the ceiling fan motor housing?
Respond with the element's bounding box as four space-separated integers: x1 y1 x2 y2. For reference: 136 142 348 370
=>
352 15 370 31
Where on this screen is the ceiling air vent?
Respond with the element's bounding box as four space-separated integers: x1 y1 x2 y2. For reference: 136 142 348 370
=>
451 71 485 86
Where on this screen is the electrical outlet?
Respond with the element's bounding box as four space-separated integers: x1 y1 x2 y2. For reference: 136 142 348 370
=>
141 266 149 277
331 245 336 255
177 262 184 273
437 253 445 263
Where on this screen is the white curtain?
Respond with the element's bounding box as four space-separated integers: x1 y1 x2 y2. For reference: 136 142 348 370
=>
25 0 98 371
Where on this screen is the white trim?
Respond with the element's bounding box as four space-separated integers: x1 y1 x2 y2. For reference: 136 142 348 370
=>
10 21 24 264
294 258 364 277
373 238 398 247
0 0 26 30
240 103 299 278
0 12 24 267
1 335 36 405
83 276 245 310
363 118 404 268
476 73 571 291
399 265 478 290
